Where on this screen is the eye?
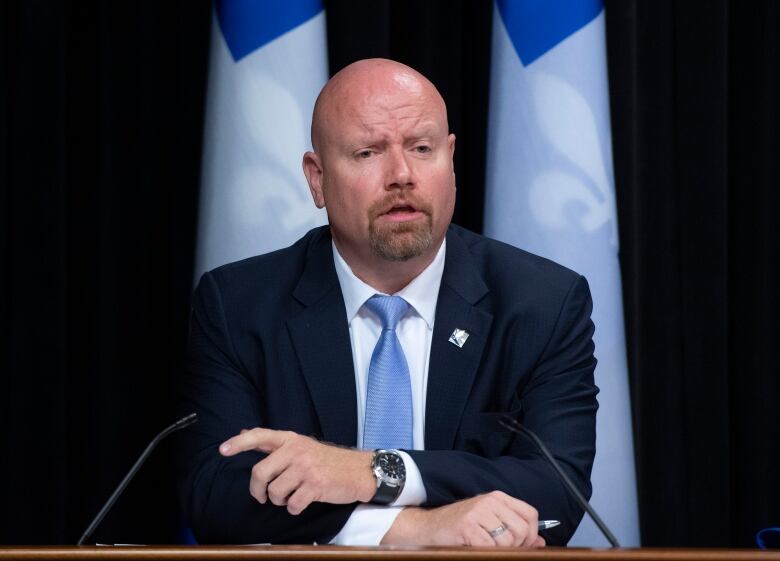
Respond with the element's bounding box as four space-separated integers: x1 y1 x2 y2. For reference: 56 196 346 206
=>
414 145 432 154
356 149 373 159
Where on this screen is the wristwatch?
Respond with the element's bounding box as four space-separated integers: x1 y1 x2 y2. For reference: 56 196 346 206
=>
370 449 406 504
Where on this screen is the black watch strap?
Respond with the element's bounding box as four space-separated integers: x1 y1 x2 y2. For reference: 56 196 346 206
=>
372 479 401 504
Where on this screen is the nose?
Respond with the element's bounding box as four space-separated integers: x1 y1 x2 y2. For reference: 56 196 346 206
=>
385 147 414 189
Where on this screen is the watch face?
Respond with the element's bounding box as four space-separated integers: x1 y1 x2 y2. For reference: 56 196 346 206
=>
378 452 406 482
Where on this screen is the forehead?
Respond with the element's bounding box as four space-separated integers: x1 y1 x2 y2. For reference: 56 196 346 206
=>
333 87 446 142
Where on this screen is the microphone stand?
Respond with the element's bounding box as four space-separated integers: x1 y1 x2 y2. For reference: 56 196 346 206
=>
77 413 198 546
500 415 621 548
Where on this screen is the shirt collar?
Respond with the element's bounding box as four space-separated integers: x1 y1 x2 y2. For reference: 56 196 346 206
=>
332 239 446 329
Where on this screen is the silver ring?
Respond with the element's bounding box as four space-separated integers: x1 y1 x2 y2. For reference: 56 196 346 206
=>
489 525 507 538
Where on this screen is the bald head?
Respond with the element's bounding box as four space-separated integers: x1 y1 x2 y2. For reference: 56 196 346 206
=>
301 58 456 288
311 59 449 153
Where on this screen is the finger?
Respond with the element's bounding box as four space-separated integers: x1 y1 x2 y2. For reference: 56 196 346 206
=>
464 526 495 547
498 508 530 547
266 469 303 507
249 454 289 503
286 485 317 516
492 524 515 547
479 514 513 547
500 496 539 547
220 428 290 456
532 535 546 548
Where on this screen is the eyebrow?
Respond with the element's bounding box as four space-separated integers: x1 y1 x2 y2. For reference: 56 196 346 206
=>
346 126 441 150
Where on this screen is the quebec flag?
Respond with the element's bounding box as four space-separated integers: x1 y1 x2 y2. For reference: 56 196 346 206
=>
484 0 640 546
196 0 329 278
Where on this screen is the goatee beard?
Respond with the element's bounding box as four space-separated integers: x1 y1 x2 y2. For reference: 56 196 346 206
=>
369 214 433 261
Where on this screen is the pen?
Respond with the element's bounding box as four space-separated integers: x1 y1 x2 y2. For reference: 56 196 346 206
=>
538 520 560 530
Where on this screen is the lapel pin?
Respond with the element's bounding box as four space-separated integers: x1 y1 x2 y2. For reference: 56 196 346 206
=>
449 328 470 348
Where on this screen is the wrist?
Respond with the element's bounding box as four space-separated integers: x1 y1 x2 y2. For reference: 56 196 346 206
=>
381 507 425 545
356 450 376 503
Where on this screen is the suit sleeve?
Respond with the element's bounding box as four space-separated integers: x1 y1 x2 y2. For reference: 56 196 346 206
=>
406 275 598 545
176 271 356 544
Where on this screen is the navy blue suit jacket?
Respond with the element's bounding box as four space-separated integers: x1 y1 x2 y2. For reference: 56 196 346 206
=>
178 225 598 545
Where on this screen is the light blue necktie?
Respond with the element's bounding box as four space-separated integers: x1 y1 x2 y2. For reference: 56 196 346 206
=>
362 295 413 450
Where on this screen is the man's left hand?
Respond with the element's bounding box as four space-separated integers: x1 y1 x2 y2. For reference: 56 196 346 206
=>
220 428 376 515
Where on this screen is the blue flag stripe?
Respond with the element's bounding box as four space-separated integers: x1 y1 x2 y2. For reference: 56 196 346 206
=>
497 0 603 65
216 0 323 61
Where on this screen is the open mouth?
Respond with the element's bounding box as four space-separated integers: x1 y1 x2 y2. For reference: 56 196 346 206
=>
385 204 417 215
380 204 423 222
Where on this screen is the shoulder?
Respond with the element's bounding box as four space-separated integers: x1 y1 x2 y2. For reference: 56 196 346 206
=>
446 224 583 298
195 226 331 309
445 226 593 360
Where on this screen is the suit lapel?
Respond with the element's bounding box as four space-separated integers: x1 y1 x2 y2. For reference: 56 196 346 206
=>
425 228 493 450
284 226 492 450
286 229 357 447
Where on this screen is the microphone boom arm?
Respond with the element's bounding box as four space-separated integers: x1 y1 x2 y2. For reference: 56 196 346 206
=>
500 415 621 548
77 413 198 546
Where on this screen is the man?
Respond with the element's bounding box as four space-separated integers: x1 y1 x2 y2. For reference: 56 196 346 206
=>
179 59 598 547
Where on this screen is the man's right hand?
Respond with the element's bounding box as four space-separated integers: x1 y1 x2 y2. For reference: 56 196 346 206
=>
381 491 545 547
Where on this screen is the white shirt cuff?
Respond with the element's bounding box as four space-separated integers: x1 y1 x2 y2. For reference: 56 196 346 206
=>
392 450 426 506
330 504 404 545
330 451 426 545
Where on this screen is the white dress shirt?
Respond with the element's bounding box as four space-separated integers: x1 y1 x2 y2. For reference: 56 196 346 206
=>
330 239 446 545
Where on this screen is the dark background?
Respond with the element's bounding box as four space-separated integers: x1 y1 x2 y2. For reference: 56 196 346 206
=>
2 0 778 548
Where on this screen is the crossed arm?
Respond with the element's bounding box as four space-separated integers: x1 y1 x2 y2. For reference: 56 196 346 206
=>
219 428 544 547
178 270 596 546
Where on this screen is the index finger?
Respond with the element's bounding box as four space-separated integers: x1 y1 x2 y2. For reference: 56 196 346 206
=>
219 428 290 456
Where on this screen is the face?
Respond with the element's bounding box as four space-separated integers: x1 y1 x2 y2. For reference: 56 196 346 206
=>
303 70 456 266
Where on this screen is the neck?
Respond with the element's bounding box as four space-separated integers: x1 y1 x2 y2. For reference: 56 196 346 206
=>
333 238 443 295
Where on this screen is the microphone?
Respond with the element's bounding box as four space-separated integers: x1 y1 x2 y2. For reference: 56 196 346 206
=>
77 413 198 545
499 415 621 548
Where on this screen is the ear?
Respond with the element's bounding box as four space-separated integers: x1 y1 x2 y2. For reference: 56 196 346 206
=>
447 134 457 183
302 151 326 208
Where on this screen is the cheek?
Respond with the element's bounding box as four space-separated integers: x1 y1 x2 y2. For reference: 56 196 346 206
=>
440 186 456 223
326 167 381 211
322 178 372 227
429 169 456 210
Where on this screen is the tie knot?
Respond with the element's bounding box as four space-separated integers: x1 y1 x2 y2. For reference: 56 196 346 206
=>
365 295 410 330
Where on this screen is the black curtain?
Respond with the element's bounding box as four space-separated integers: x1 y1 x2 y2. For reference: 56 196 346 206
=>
2 0 778 548
0 0 211 544
606 0 780 547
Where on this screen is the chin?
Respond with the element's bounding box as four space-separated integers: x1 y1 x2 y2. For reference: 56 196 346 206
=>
370 226 434 262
